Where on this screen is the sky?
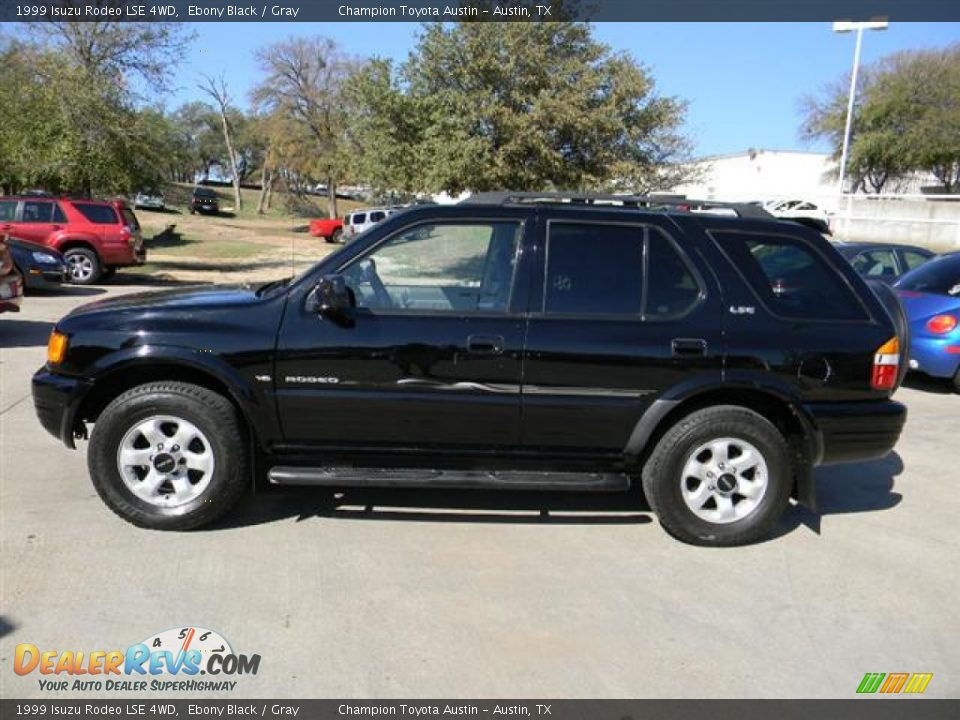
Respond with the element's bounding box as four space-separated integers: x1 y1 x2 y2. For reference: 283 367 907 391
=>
6 21 960 156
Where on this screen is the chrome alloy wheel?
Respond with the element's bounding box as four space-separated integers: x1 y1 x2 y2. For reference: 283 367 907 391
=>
680 437 769 524
67 253 94 282
116 415 215 507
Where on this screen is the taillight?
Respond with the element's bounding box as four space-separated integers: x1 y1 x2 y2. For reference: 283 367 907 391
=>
871 336 900 391
926 314 958 334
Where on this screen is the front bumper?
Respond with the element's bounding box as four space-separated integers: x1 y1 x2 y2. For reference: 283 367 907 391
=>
32 369 91 448
23 265 67 289
804 400 907 465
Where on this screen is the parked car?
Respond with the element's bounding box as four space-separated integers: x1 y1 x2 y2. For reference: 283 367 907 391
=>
0 235 23 312
0 196 145 284
344 207 399 238
32 192 908 546
309 217 344 243
189 187 219 215
8 237 67 290
894 252 960 391
834 242 936 284
762 199 832 234
133 191 165 211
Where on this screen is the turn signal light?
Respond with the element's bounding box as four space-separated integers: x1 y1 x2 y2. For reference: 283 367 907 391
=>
926 314 958 334
47 331 68 364
871 336 899 391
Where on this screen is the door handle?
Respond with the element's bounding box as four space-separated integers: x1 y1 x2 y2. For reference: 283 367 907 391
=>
467 334 504 355
671 338 707 357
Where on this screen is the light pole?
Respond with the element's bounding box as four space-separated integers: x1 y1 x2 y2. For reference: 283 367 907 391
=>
832 20 888 197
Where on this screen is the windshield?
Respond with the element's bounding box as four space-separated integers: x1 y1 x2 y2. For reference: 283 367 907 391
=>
895 255 960 296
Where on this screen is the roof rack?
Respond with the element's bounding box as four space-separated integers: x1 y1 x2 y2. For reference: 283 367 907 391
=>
460 191 774 219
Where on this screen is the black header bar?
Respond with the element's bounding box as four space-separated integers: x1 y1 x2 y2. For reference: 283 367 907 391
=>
1 0 959 23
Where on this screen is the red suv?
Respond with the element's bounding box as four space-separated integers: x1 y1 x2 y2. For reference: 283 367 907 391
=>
0 196 145 284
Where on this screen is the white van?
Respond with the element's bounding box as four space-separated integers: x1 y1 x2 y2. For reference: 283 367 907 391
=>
343 207 400 238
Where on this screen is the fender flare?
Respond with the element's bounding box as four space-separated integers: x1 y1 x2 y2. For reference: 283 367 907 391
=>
624 373 821 509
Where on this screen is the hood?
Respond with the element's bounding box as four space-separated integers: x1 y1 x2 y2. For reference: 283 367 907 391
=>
68 284 263 317
896 290 960 321
8 237 59 256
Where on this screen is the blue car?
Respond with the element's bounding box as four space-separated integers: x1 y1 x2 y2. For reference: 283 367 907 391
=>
894 252 960 392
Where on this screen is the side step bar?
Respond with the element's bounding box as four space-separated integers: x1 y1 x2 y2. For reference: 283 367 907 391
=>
268 466 630 492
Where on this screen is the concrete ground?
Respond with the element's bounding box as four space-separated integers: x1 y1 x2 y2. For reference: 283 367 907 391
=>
1 285 958 699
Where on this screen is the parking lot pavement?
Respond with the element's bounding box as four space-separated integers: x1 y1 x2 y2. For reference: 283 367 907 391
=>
1 286 958 699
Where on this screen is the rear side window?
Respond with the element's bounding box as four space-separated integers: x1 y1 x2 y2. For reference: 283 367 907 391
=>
369 211 385 222
352 213 367 224
21 201 54 223
52 203 67 223
902 250 930 271
544 223 700 318
73 203 119 225
712 230 866 321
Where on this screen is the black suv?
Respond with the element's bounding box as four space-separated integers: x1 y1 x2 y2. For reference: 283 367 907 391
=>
189 187 219 215
32 193 908 546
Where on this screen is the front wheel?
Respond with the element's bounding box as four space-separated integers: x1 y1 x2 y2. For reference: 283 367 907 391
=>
87 382 248 530
642 406 792 546
64 247 102 284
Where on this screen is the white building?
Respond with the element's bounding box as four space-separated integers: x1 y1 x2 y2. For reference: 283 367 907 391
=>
671 149 839 209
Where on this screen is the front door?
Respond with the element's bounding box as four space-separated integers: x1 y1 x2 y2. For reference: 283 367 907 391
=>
275 217 529 451
520 216 724 452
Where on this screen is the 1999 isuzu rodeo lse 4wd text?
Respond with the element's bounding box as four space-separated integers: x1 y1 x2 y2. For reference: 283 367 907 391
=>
32 193 908 546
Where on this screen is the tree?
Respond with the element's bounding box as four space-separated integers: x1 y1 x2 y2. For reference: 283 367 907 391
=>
252 37 358 218
199 75 243 210
348 20 694 195
802 43 960 193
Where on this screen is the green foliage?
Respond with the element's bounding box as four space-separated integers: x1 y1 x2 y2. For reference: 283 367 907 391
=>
348 20 695 195
802 43 960 193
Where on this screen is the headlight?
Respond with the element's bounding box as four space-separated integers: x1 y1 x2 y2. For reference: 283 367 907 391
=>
48 330 68 364
32 251 58 264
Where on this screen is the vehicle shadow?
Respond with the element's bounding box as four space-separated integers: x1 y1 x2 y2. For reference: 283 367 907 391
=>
213 483 655 530
213 453 905 539
902 373 955 395
117 274 212 287
25 286 105 297
0 319 54 348
773 452 904 539
0 615 16 638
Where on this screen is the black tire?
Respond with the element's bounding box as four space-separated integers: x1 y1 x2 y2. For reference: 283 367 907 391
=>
87 382 248 530
953 369 960 394
641 406 792 547
331 227 343 244
64 247 102 285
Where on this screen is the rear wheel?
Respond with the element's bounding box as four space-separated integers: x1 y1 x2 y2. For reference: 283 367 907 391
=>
87 382 248 530
953 369 960 394
329 227 343 244
642 406 792 546
64 247 102 284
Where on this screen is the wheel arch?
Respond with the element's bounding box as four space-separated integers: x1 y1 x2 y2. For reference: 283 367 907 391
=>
626 382 820 509
74 354 267 456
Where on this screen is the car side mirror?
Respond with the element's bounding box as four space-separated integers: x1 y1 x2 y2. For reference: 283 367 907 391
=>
313 274 354 323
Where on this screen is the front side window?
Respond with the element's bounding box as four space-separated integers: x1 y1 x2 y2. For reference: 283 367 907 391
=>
852 249 897 279
73 203 118 225
352 213 367 225
343 221 522 313
712 230 867 321
0 200 16 222
21 201 54 223
544 222 700 318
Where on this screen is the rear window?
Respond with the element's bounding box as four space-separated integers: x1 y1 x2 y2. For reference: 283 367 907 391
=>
73 203 119 225
193 188 217 198
121 208 140 230
896 255 960 297
712 230 867 321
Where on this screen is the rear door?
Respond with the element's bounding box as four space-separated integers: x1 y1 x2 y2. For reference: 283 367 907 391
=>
520 214 724 452
12 200 63 244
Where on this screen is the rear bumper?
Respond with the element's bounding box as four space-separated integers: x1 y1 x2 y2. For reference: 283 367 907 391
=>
100 240 146 267
32 368 91 448
804 400 907 465
908 337 960 380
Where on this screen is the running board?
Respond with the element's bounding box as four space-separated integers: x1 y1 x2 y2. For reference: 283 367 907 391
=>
267 466 630 492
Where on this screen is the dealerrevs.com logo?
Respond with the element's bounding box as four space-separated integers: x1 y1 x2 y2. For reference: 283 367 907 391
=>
14 626 261 693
